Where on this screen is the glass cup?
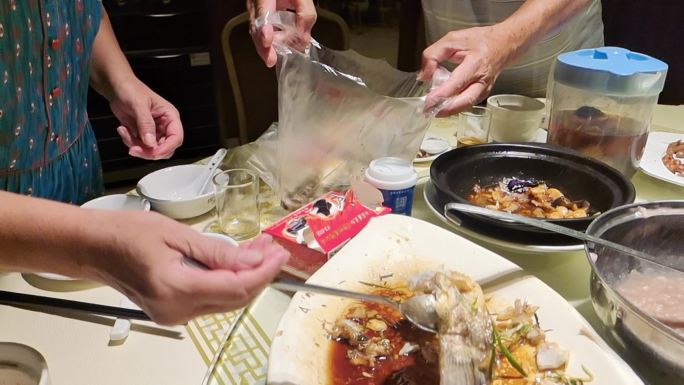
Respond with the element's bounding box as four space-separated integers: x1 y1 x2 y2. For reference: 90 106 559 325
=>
456 106 491 147
212 169 260 241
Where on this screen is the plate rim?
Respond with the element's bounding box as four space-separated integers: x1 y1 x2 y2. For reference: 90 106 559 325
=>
32 272 80 281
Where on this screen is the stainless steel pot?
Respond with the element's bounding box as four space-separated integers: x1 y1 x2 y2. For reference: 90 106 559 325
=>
585 201 684 380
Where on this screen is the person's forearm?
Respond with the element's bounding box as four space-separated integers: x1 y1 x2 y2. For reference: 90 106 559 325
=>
89 9 137 101
0 192 106 277
494 0 593 65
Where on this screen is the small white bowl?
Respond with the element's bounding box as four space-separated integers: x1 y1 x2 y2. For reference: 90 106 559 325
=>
137 165 221 219
81 194 150 211
0 343 50 385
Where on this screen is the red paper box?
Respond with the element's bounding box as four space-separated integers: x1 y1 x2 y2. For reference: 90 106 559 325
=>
264 190 391 280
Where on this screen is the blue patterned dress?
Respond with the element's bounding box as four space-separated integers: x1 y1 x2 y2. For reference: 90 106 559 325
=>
0 0 104 204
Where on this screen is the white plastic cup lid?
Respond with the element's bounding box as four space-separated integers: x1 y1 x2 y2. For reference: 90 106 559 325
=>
364 157 418 191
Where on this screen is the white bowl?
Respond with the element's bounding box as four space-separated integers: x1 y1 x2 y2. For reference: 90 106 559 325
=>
136 164 221 219
80 194 150 211
0 343 50 385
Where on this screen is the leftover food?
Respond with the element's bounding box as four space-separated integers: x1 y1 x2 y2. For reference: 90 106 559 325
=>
662 140 684 177
328 271 591 385
468 178 594 219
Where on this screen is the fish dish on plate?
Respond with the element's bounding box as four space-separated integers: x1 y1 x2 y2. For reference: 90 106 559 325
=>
328 271 592 385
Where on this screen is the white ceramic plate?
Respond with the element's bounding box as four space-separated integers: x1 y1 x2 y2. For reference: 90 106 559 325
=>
33 272 76 281
268 215 642 385
80 194 150 211
414 135 451 163
639 132 684 187
422 182 583 253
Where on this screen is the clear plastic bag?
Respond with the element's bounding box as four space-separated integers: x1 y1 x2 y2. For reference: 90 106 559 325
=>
248 11 449 209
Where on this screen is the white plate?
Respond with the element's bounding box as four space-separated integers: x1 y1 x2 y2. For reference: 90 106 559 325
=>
639 132 684 187
422 182 583 253
268 215 642 385
33 272 77 281
414 135 451 163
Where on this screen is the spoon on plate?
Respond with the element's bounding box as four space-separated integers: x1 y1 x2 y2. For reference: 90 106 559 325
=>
445 202 683 274
271 278 439 333
180 258 440 332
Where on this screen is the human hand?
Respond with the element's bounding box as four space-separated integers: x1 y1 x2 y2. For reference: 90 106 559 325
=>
85 211 289 325
247 0 317 67
109 77 184 160
419 26 514 117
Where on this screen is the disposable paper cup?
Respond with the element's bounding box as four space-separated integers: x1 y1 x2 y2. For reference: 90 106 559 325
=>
364 157 418 216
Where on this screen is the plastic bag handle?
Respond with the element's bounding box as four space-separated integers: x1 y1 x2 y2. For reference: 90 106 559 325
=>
253 11 313 56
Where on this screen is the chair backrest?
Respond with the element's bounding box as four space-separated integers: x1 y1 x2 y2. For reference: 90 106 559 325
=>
221 8 350 144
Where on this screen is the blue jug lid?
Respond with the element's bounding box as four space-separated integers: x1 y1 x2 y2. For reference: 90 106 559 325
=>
554 47 668 96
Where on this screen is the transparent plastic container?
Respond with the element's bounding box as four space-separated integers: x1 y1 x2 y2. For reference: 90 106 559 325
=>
546 47 668 177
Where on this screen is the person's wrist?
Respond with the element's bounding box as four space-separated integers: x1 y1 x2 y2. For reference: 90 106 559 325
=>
487 22 525 69
75 209 127 284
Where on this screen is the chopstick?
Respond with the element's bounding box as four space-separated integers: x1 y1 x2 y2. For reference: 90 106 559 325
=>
0 290 151 321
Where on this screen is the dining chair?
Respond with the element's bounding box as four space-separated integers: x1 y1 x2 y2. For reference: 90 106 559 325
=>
221 8 351 144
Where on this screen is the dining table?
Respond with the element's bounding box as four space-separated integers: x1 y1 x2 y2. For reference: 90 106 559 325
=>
0 104 682 385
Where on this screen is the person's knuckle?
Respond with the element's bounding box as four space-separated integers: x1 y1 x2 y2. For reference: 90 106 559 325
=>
446 30 461 41
464 94 478 107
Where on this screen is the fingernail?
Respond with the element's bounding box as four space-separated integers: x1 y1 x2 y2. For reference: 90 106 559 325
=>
143 133 156 147
238 250 263 266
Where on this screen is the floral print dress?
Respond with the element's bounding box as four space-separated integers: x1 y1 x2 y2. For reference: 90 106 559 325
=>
0 0 104 204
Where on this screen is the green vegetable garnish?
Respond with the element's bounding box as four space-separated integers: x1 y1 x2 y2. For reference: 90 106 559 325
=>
493 326 528 377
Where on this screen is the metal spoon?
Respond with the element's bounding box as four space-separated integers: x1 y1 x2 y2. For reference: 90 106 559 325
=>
180 256 440 332
271 278 439 333
445 202 683 274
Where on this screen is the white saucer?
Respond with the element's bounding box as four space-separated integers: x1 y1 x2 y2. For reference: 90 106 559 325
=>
639 132 684 188
414 135 451 163
33 272 78 281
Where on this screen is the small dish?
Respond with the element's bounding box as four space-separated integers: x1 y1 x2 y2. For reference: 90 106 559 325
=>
80 194 150 211
639 132 684 187
137 165 222 219
414 135 451 163
32 272 78 281
0 342 50 385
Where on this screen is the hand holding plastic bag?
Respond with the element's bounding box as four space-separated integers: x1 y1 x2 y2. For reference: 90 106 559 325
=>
249 11 450 209
247 0 317 67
